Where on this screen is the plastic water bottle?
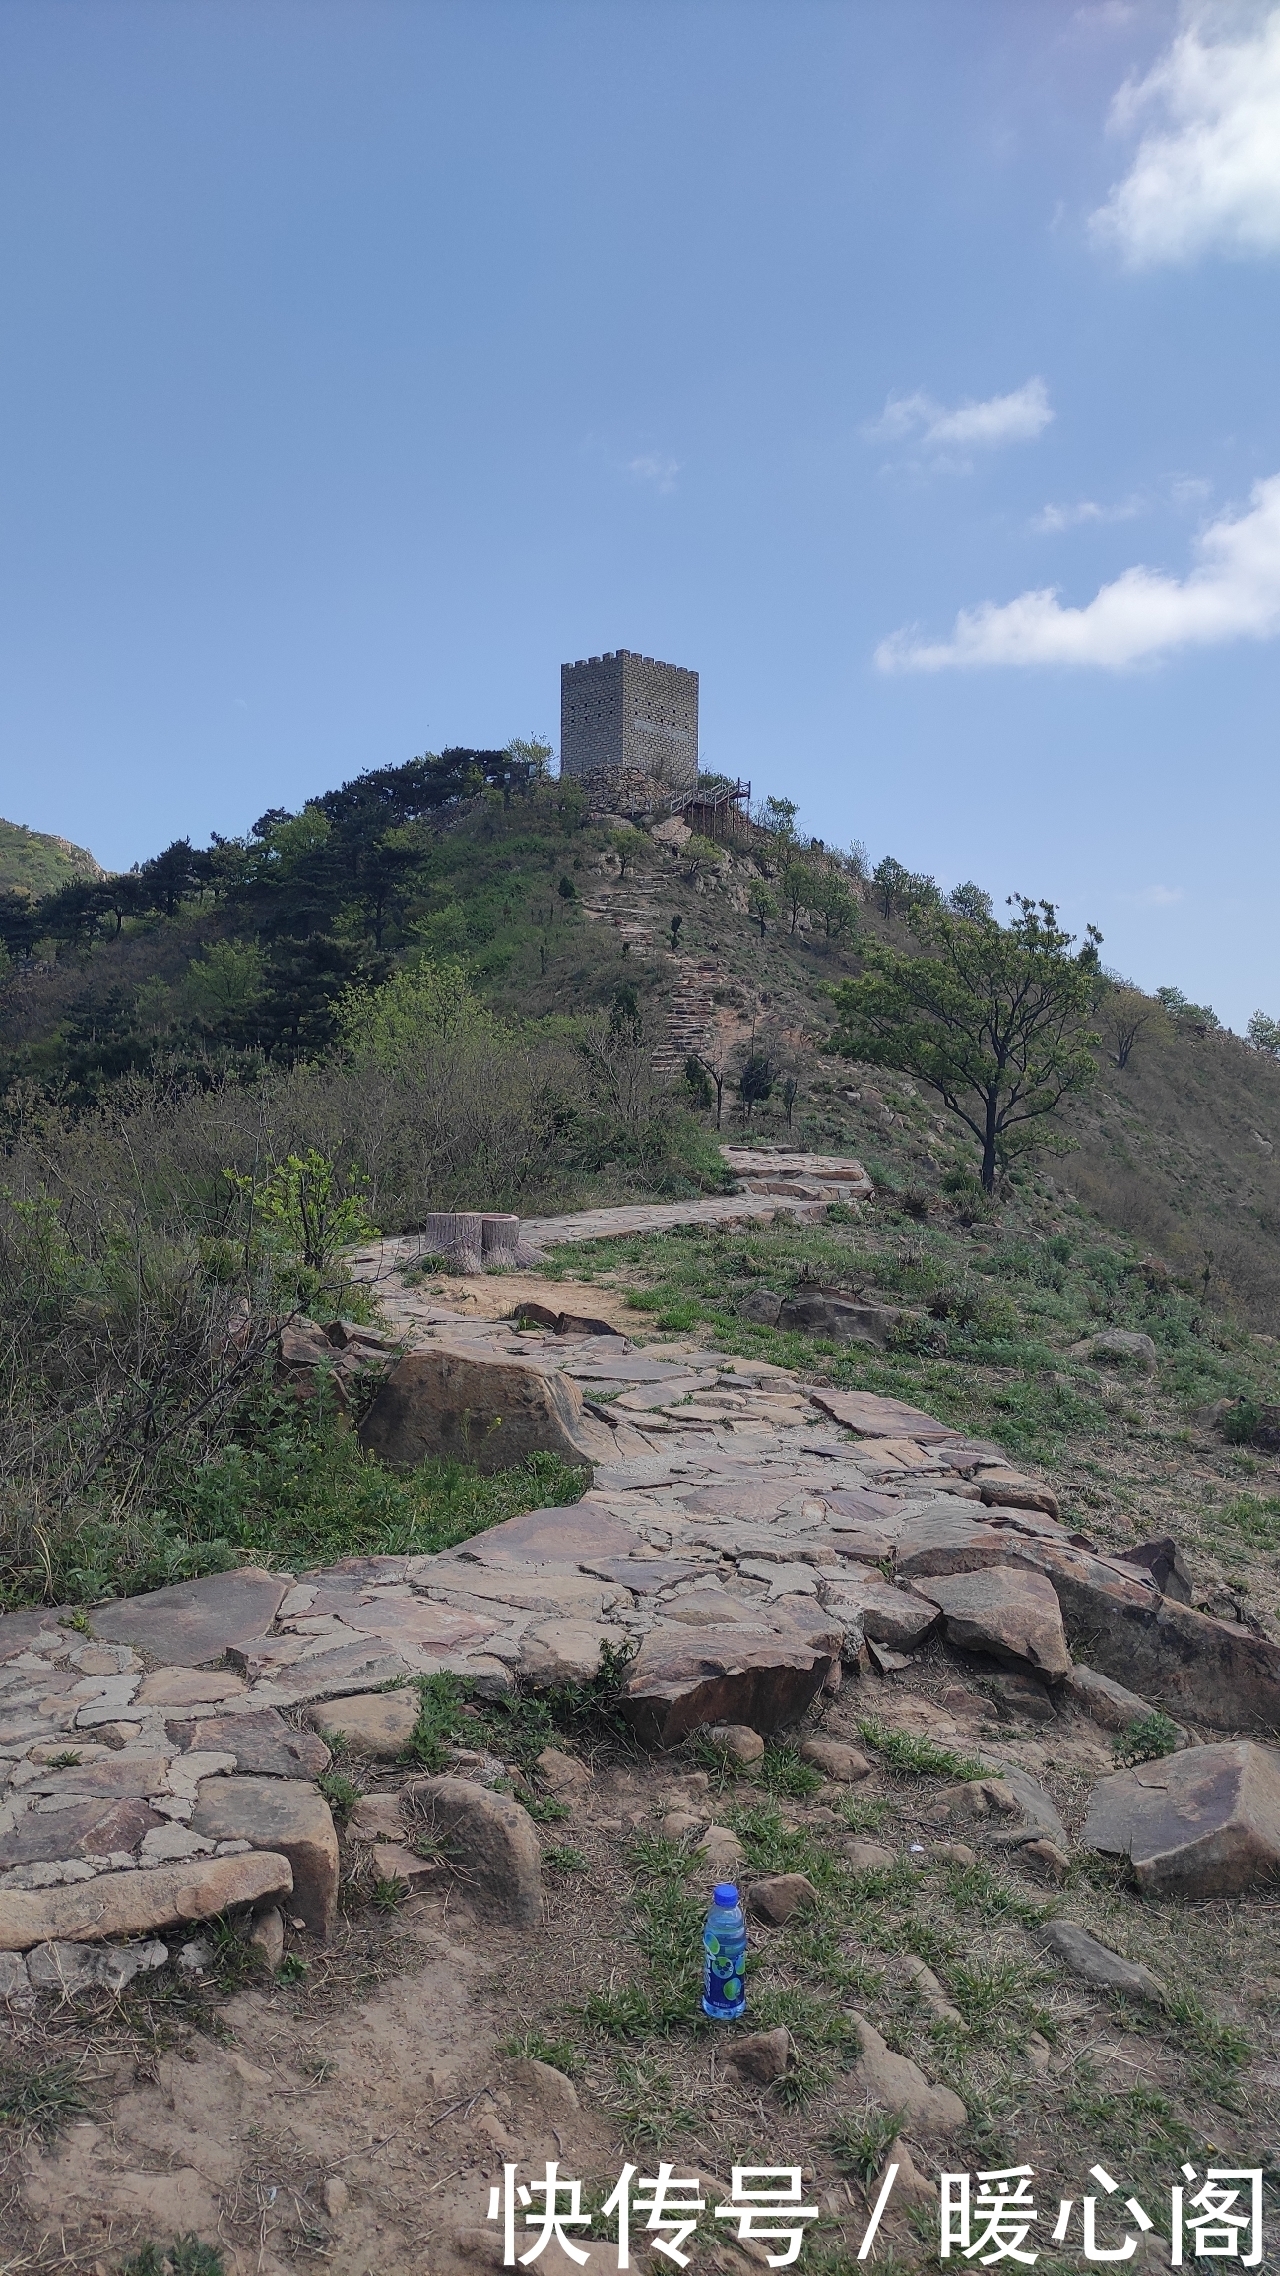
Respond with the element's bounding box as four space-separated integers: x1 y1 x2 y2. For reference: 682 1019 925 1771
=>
702 1883 747 2019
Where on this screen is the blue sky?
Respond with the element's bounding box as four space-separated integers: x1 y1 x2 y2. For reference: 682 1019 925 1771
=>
2 1 1279 1025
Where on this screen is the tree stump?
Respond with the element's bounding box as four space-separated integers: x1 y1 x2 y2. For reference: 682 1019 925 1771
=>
419 1212 485 1275
481 1214 521 1263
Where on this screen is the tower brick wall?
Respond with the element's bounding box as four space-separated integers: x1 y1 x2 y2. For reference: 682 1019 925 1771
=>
560 651 698 792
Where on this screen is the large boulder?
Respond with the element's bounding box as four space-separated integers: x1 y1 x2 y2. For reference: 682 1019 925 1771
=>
819 1572 939 1651
776 1291 919 1346
913 1568 1071 1680
359 1346 609 1474
1081 1740 1280 1897
403 1776 542 1926
1064 1664 1174 1736
190 1777 340 1936
1115 1537 1192 1603
1033 1540 1280 1733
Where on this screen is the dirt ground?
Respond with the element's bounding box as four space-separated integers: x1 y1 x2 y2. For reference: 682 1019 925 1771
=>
4 1638 1277 2276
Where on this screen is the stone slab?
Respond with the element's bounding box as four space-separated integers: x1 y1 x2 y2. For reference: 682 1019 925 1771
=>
165 1708 332 1779
0 1850 293 1950
91 1571 289 1669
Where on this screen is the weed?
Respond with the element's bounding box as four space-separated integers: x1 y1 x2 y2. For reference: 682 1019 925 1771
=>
372 1875 408 1910
1113 1711 1181 1766
44 1749 82 1768
0 2060 90 2139
948 1957 1047 2038
500 2028 584 2077
317 1770 362 1819
1163 1991 1250 2079
609 2055 696 2148
582 1982 654 2038
402 1670 474 1771
278 1953 309 1982
857 1717 985 1780
833 1793 891 1835
525 1794 571 1824
120 2242 226 2276
827 2105 903 2185
755 1742 824 1799
542 1845 588 1874
940 1860 1049 1928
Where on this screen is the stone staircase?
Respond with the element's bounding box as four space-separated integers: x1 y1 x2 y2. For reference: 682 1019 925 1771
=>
651 955 723 1075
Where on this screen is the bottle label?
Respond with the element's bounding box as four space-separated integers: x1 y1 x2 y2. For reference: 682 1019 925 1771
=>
702 1928 746 2018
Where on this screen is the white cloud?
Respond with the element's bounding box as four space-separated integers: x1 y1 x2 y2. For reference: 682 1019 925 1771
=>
1091 6 1280 264
865 377 1053 452
1033 497 1143 532
627 453 680 494
1123 883 1185 907
876 472 1280 671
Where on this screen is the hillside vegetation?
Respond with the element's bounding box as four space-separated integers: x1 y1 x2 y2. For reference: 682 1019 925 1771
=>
3 743 1280 1612
0 816 104 896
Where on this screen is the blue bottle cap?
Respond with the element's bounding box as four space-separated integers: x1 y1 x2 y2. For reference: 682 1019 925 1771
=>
712 1883 739 1906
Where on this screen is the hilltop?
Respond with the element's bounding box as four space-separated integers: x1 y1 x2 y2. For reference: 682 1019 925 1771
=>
2 750 1280 1325
0 814 105 896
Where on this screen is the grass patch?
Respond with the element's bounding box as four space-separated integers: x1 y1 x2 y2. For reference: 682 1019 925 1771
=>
856 1718 986 1780
120 2243 226 2276
827 2105 903 2186
0 2060 90 2139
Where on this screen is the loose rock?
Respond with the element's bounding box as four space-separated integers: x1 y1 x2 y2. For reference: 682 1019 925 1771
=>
703 1724 765 1765
404 1776 542 1926
747 1873 818 1924
306 1691 420 1758
26 1938 168 1997
1039 1920 1167 2002
725 2027 792 2083
534 1746 591 1795
845 1840 894 1875
798 1737 870 1782
845 2011 966 2133
248 1906 285 1971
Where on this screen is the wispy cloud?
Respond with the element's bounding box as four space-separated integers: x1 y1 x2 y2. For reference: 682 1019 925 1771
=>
627 452 680 495
876 473 1280 671
865 377 1053 454
1122 883 1185 908
1091 5 1280 264
1033 496 1143 533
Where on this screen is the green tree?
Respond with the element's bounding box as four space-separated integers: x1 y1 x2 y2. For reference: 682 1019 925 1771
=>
1248 1010 1280 1057
747 881 778 939
828 897 1102 1192
780 855 816 935
806 869 857 941
737 1052 774 1119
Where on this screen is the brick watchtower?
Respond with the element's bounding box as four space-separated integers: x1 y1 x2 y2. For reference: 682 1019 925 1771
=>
560 651 698 793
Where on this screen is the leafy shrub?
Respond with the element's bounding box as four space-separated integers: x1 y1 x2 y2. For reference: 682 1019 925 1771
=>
1113 1712 1181 1766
